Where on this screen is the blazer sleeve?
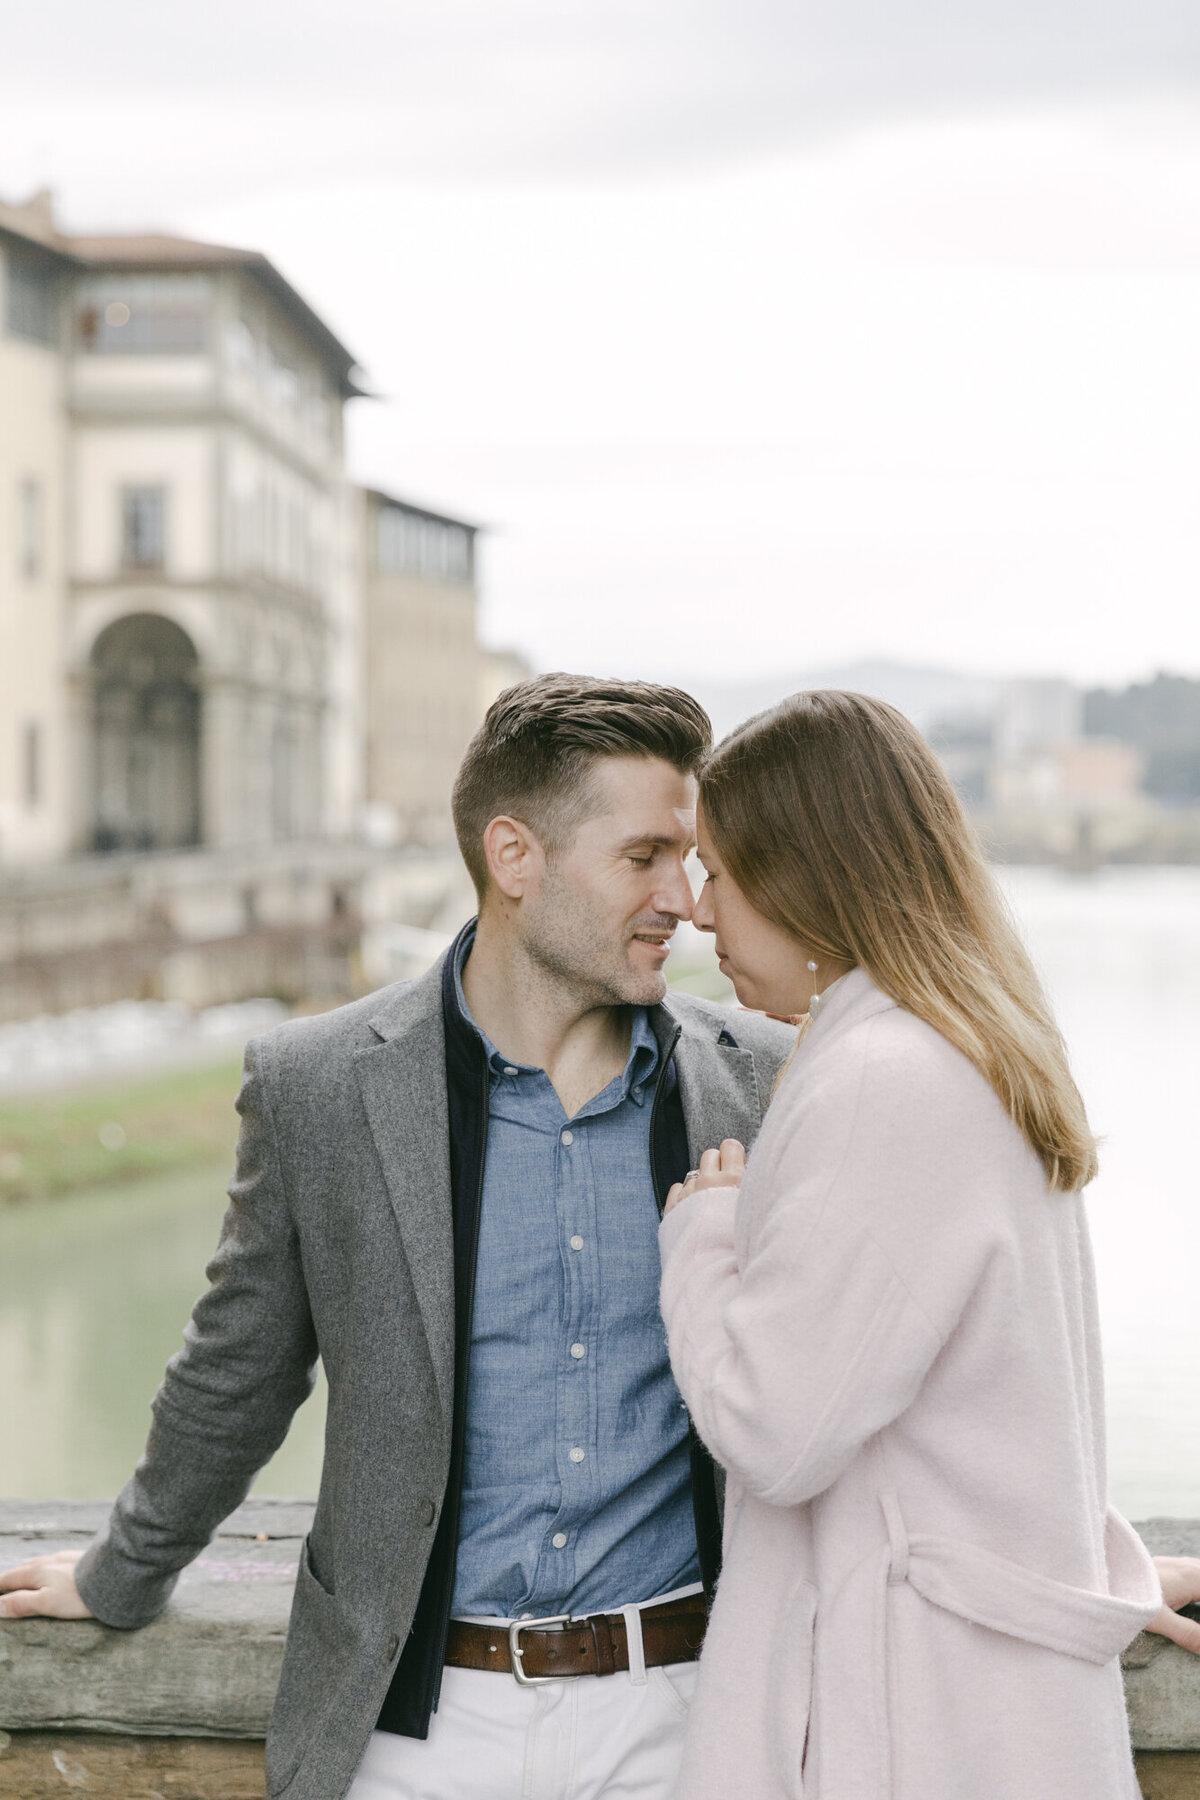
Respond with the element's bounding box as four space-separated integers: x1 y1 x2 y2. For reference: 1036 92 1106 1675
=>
75 1034 319 1628
659 1028 996 1509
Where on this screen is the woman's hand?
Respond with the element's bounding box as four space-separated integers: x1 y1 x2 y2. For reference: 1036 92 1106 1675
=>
664 1140 746 1216
1146 1556 1200 1654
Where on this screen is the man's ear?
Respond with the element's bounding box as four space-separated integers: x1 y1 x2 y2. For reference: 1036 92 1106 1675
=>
482 815 543 900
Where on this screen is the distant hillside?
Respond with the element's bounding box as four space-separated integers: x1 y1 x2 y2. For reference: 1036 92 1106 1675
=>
688 659 1003 743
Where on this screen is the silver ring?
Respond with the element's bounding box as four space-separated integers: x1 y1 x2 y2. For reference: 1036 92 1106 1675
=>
684 1169 701 1183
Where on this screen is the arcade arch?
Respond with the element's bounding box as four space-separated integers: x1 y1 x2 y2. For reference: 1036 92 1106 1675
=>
90 613 202 852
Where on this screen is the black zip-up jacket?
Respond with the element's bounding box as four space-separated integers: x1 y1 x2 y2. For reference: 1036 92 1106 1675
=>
376 928 725 1738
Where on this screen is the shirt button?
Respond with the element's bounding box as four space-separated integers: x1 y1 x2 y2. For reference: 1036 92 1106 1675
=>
420 1499 437 1527
568 1446 586 1463
561 1129 574 1146
386 1634 401 1662
570 1235 584 1251
503 1065 518 1077
552 1532 568 1549
569 1342 586 1360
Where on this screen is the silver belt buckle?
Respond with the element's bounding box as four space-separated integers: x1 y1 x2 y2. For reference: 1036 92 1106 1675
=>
508 1613 574 1685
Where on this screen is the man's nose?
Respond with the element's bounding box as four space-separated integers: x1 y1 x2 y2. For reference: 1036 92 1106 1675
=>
654 858 696 922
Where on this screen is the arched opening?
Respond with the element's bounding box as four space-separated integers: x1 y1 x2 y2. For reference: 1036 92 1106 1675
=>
91 613 201 852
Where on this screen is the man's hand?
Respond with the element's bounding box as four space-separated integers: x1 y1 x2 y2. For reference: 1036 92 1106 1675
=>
0 1550 91 1620
664 1140 746 1216
1146 1556 1200 1654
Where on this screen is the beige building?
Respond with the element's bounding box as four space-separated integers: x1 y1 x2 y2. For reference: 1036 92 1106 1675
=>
0 190 513 870
360 488 482 847
0 194 69 866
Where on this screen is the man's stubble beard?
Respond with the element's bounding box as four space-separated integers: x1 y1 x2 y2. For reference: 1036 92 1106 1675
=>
520 867 668 1011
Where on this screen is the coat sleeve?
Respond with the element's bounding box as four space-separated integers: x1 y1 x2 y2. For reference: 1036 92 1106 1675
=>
75 1034 319 1627
659 1029 995 1509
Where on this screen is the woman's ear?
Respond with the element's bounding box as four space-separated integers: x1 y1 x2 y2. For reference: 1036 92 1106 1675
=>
482 814 541 900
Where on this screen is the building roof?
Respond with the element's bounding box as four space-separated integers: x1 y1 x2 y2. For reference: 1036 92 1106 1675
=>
0 193 366 397
0 192 73 261
365 487 482 534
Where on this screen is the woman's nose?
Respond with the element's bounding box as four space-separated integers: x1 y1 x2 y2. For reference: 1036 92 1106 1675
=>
693 883 715 932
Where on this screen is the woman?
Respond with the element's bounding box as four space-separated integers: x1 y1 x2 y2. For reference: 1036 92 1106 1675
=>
658 690 1161 1799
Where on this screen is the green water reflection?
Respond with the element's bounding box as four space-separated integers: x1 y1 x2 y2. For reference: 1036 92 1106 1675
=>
0 1163 326 1498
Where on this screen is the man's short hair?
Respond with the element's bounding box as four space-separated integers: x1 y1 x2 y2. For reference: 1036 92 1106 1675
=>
452 672 712 896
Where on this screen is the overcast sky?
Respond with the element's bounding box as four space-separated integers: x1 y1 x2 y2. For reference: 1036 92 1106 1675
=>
4 1 1200 686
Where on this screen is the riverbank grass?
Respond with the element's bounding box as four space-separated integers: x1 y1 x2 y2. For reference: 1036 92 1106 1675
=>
0 1058 243 1205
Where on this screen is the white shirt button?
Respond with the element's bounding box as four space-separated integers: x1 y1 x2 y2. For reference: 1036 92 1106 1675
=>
503 1065 518 1077
552 1532 568 1549
568 1446 586 1463
570 1342 586 1360
570 1235 584 1251
561 1129 574 1146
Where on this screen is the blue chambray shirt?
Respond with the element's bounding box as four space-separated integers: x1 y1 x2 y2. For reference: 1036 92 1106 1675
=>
450 939 701 1619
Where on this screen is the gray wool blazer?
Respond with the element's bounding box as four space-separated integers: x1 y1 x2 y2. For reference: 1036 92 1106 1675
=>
74 956 793 1800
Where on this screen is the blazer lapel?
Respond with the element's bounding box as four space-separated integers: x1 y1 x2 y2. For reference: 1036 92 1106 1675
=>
355 965 455 1426
668 1003 766 1161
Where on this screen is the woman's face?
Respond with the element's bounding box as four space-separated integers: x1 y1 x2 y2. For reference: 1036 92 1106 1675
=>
693 806 828 1018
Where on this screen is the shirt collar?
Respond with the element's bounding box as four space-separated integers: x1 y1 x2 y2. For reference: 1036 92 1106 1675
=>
452 921 660 1107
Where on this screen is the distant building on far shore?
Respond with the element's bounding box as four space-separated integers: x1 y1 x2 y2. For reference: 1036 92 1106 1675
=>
990 738 1146 814
0 188 526 870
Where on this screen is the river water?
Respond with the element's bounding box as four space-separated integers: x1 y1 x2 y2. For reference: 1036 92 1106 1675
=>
0 866 1196 1518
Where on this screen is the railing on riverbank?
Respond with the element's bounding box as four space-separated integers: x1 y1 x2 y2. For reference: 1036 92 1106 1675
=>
3 1502 1200 1799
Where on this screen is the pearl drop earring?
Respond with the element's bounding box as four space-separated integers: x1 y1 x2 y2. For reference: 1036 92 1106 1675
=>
806 959 820 1016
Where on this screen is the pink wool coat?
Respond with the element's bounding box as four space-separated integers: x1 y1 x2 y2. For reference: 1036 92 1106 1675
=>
659 967 1160 1800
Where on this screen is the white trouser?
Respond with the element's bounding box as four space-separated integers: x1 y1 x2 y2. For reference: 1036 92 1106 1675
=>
346 1604 699 1800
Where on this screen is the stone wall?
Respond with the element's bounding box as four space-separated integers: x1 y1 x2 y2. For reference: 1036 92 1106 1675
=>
2 1503 1199 1798
0 842 471 1022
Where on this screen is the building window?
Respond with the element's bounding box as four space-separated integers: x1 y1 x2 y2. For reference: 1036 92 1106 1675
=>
4 248 60 345
377 504 474 582
17 478 42 581
224 317 256 370
23 722 41 807
122 486 166 571
265 346 299 411
76 274 210 354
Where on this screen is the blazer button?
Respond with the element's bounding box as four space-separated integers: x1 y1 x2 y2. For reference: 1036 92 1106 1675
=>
386 1634 401 1662
421 1499 437 1527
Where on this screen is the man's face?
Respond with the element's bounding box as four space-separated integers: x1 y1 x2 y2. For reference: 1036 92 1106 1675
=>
518 755 698 1007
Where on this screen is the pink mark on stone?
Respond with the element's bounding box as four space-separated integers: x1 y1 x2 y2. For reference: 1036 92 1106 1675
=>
186 1554 299 1583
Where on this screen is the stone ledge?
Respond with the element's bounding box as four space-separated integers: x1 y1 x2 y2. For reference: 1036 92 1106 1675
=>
0 1731 265 1800
1134 1754 1200 1800
1122 1520 1200 1754
0 1500 312 1738
1 1738 1195 1800
3 1506 1200 1755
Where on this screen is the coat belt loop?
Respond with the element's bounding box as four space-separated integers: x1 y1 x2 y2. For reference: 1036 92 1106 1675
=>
881 1491 910 1585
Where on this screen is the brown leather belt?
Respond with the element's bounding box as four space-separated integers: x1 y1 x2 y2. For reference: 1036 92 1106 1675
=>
445 1594 708 1685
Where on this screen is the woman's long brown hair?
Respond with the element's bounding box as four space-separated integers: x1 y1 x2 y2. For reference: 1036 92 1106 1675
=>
700 690 1097 1191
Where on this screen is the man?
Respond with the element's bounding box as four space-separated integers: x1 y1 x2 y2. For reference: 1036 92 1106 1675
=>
5 674 1199 1799
0 675 795 1800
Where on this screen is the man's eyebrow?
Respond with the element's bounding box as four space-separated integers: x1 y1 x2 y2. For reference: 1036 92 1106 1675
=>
616 831 693 851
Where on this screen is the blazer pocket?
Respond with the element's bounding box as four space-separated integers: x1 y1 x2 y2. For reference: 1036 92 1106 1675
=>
765 1575 818 1798
265 1537 357 1796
